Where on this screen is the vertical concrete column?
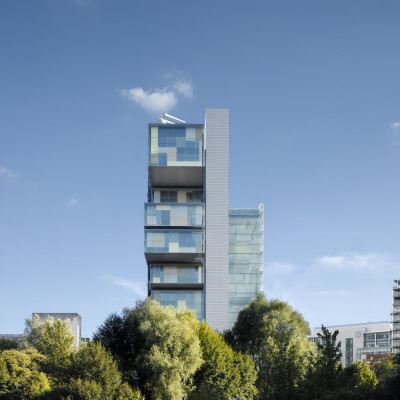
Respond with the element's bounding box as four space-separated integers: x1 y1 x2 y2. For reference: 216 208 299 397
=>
205 108 229 331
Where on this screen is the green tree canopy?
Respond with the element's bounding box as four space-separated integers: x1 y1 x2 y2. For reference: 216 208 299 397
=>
230 294 315 400
67 341 123 400
94 299 203 400
24 314 74 366
0 337 20 351
189 320 257 400
0 348 50 399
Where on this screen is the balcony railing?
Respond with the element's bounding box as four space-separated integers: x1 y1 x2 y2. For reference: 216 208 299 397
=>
145 203 204 228
150 265 204 284
151 290 204 320
145 230 204 254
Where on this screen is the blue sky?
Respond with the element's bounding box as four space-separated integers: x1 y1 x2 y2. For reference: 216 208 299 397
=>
1 0 400 337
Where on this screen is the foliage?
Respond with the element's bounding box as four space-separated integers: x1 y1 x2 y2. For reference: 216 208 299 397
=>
342 360 378 389
0 347 50 399
304 325 342 398
230 294 316 400
24 314 75 365
67 341 123 399
373 355 399 384
189 321 257 400
0 337 20 351
115 382 145 400
95 299 203 400
372 354 400 400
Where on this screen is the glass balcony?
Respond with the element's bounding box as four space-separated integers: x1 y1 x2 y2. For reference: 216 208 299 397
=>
151 290 204 320
150 265 203 284
145 203 204 227
149 125 204 167
145 230 204 254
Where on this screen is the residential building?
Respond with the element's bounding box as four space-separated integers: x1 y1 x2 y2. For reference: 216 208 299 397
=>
144 109 263 331
391 279 400 353
311 321 391 367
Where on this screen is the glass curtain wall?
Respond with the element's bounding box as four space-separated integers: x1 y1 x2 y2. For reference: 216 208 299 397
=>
228 205 264 328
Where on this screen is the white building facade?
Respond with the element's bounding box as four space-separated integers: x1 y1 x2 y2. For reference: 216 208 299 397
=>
311 321 391 367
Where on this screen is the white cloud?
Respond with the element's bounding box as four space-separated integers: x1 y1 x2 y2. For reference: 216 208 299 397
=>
121 78 193 113
389 122 400 145
0 166 19 179
173 80 193 98
315 251 399 272
121 87 178 113
390 122 400 129
266 262 295 274
65 196 79 208
104 275 147 298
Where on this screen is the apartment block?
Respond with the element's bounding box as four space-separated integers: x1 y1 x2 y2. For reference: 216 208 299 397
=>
144 109 263 331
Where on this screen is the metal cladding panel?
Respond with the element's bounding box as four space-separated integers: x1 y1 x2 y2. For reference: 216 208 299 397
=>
205 108 229 331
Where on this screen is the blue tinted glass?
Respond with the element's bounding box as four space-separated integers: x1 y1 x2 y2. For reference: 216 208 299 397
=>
161 211 170 225
176 128 185 137
167 137 176 147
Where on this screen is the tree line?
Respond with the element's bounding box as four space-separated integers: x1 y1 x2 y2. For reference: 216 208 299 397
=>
1 294 399 399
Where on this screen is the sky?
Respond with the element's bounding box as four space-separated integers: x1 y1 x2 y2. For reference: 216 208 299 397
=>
1 0 400 338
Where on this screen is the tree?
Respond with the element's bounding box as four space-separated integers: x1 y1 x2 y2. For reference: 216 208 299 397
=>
0 337 20 351
343 360 378 389
304 325 342 398
67 341 123 400
373 354 400 400
189 321 257 400
0 348 50 399
24 314 74 366
230 294 316 400
95 299 203 400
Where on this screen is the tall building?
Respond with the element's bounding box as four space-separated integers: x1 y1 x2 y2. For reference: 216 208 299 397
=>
144 109 263 331
391 279 400 353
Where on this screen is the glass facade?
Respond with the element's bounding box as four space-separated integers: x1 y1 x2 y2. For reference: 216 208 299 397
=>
357 347 392 362
151 291 204 320
145 203 204 227
145 230 204 254
345 338 353 367
149 126 204 166
228 206 264 328
150 265 203 284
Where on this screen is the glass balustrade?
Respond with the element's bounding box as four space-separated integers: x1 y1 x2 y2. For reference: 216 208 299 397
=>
150 265 203 284
145 230 204 254
145 203 204 227
149 125 204 166
151 290 204 320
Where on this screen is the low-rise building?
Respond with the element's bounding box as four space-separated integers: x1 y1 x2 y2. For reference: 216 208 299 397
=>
311 321 391 367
